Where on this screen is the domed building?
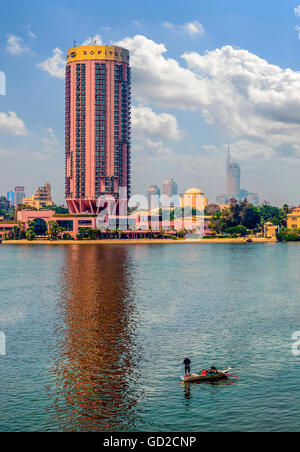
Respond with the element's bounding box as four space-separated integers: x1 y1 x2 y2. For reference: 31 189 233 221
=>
180 188 208 211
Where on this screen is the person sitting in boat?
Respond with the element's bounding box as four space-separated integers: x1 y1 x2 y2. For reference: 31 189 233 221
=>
207 366 219 374
183 357 191 377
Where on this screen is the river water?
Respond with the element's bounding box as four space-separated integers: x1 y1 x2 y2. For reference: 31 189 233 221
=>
0 243 299 432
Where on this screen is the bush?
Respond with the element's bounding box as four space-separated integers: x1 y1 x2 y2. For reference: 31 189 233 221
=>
62 233 74 240
226 225 247 237
277 228 300 242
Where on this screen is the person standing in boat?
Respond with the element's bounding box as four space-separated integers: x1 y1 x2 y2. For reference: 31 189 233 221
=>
183 357 191 377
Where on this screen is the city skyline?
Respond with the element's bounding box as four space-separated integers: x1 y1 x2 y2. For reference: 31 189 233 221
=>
1 1 300 206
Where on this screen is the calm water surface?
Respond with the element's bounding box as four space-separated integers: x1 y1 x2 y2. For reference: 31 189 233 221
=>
0 243 299 432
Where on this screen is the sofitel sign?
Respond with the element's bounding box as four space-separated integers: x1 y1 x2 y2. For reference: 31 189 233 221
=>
67 46 129 63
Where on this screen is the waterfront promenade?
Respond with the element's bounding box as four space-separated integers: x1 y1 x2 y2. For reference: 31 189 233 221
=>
1 237 275 245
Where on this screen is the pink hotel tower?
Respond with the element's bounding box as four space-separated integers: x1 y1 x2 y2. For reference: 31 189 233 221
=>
65 45 131 214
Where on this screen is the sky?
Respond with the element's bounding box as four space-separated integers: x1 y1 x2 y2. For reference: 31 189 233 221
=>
1 0 300 206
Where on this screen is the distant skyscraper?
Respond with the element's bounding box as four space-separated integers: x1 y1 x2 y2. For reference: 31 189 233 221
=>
247 193 260 206
7 187 25 207
14 187 25 206
162 178 178 198
227 146 240 200
147 185 160 210
7 191 14 207
162 178 179 207
239 189 249 200
216 194 228 205
65 44 131 214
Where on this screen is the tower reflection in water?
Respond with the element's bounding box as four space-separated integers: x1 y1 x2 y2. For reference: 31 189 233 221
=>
50 245 141 432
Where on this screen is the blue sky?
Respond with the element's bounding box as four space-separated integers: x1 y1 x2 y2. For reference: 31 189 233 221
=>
1 0 300 205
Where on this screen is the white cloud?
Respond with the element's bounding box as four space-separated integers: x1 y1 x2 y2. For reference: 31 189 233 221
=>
296 25 300 39
23 25 36 40
163 21 205 36
295 5 300 16
82 35 103 45
116 35 204 110
38 48 65 79
0 112 27 136
132 20 143 27
162 21 174 30
41 128 59 153
183 21 205 36
29 151 54 161
132 106 184 141
133 138 173 160
6 34 29 55
182 46 300 149
116 35 300 160
132 139 225 197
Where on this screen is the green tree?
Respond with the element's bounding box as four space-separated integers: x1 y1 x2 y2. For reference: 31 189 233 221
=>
277 228 300 242
226 225 247 237
177 230 186 239
43 205 69 214
47 220 65 240
26 221 36 241
76 228 97 240
205 204 221 215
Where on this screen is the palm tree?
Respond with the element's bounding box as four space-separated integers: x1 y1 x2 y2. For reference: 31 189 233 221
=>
46 220 65 240
26 221 36 241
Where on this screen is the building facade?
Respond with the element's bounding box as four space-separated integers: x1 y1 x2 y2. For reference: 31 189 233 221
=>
147 185 160 210
0 196 10 211
247 193 260 206
162 178 178 198
7 187 25 207
287 208 300 229
180 188 208 212
227 162 241 201
23 183 53 209
161 178 179 206
65 45 131 214
216 194 228 205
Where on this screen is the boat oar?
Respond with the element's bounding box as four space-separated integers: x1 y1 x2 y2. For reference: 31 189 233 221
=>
227 373 239 378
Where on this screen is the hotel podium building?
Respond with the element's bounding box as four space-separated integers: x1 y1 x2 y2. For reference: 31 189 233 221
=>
65 45 131 214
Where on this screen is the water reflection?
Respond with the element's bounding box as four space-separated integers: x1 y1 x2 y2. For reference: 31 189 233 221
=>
181 378 239 404
49 245 141 432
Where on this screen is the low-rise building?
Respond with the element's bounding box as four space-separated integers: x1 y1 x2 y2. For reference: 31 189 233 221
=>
17 210 97 238
0 196 11 211
180 188 208 212
287 208 300 229
23 183 53 209
264 222 279 239
0 222 21 240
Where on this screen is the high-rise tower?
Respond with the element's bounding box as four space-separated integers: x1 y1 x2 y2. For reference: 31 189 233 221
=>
227 145 240 201
65 45 131 214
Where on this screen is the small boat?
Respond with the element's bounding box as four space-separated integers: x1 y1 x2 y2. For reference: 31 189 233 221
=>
180 368 235 383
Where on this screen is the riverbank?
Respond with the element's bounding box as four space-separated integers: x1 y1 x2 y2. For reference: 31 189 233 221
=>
1 237 276 245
